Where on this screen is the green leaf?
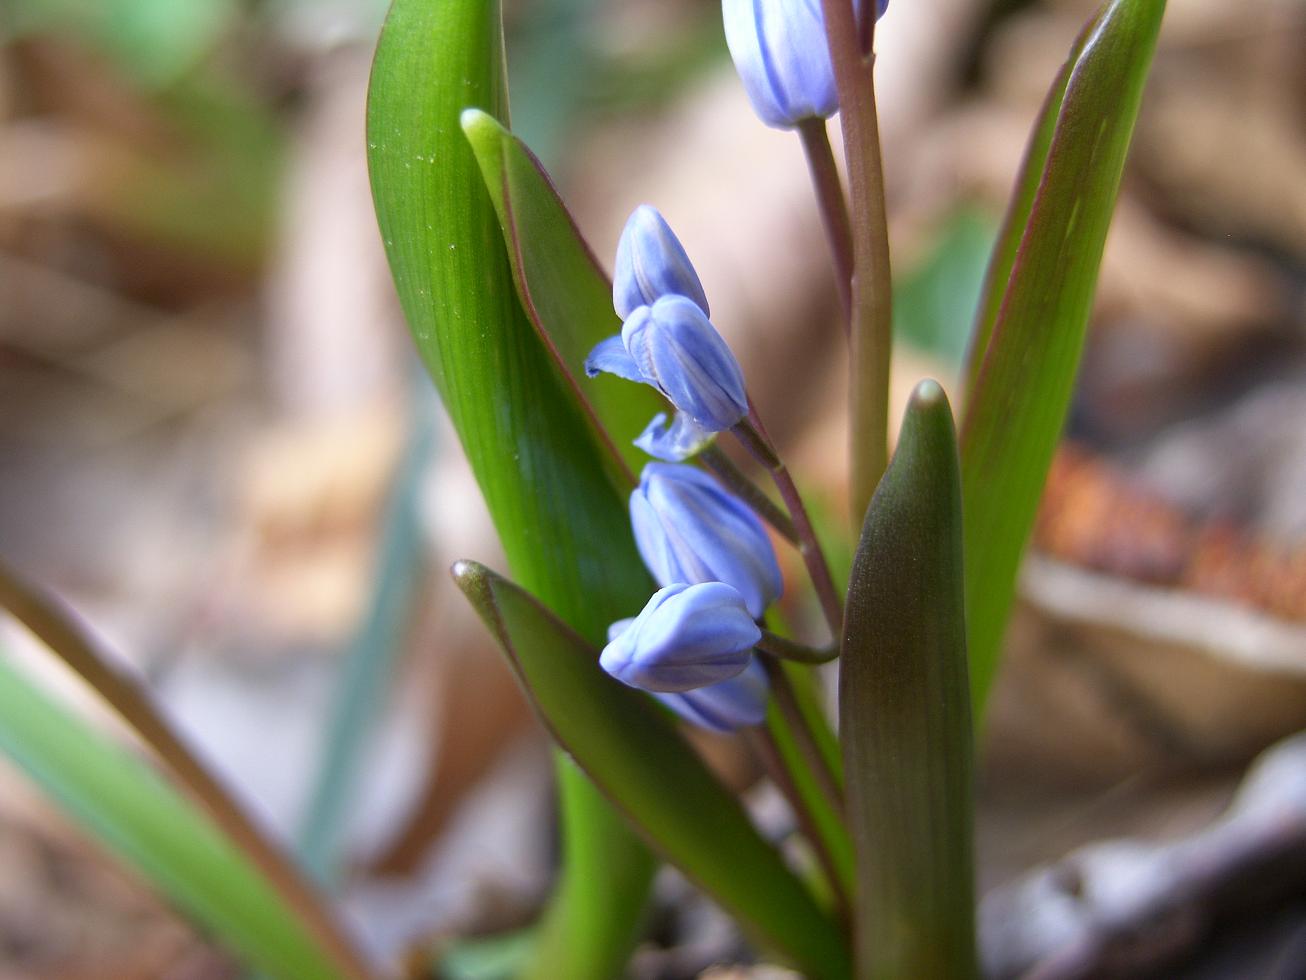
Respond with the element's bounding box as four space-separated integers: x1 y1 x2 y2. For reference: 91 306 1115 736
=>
454 561 852 980
0 653 348 980
960 0 1167 713
367 1 657 975
961 14 1100 392
840 381 976 980
0 561 373 980
461 108 664 477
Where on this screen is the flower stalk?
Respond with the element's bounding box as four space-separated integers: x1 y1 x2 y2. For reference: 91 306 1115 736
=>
820 0 894 524
797 118 854 321
761 655 845 821
747 725 852 924
699 445 797 544
732 411 844 639
758 629 838 665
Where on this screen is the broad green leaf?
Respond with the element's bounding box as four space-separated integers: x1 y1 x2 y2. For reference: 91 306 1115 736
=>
0 653 348 980
960 0 1166 713
461 108 663 477
367 0 656 974
841 381 976 980
455 561 852 980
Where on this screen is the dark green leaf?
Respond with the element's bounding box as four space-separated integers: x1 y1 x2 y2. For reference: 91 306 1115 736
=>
960 0 1167 713
455 561 852 980
841 381 976 980
0 653 349 980
462 108 664 477
367 0 656 974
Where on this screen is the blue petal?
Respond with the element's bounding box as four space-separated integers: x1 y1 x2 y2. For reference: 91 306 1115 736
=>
642 462 782 618
633 412 714 462
613 206 710 320
656 658 770 732
630 489 691 588
723 0 836 128
599 582 759 693
584 334 645 382
640 296 748 432
723 0 887 130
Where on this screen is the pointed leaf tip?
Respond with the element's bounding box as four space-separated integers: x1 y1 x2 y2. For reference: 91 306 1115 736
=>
460 107 496 135
910 378 946 409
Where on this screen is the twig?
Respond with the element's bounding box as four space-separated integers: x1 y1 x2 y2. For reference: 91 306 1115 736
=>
982 732 1306 979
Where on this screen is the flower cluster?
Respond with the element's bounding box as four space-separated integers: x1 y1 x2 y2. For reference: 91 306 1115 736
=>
586 206 749 461
587 209 782 732
585 0 879 732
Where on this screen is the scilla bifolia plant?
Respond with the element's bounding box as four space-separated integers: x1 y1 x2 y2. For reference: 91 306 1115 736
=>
366 0 1167 976
0 0 1167 978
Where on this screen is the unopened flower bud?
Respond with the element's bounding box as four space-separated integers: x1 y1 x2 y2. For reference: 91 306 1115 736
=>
622 296 748 431
656 658 770 732
723 0 890 130
631 463 782 618
613 206 710 319
600 582 761 693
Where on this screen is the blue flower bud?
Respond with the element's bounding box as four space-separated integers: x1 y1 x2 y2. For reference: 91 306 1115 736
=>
613 206 710 320
723 0 889 130
633 411 713 461
631 462 782 618
622 296 748 431
601 582 762 693
586 296 749 432
655 658 770 732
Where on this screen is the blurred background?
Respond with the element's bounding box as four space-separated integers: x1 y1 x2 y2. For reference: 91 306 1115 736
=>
1 0 1305 976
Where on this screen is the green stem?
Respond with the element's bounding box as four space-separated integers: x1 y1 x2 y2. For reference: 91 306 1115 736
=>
797 118 854 322
820 0 894 525
762 655 844 822
758 630 837 665
733 412 843 639
700 445 798 544
747 726 851 925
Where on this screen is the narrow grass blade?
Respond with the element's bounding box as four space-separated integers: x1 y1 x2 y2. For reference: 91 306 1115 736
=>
367 0 657 973
298 397 433 885
0 652 351 980
841 381 976 979
462 109 663 477
0 560 374 979
960 0 1167 713
455 561 852 980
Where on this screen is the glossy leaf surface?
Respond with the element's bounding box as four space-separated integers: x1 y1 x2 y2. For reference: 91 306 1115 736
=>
960 0 1166 712
841 382 976 979
367 1 656 974
456 561 851 980
462 109 664 477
